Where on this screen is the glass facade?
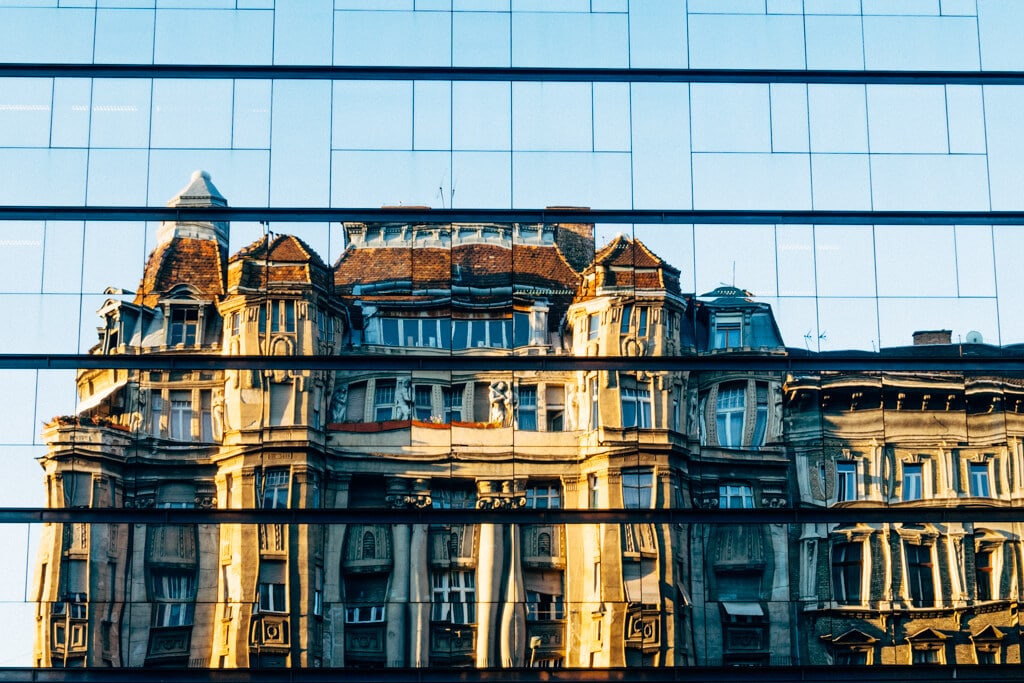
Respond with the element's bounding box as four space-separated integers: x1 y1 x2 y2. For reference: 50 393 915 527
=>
3 0 1024 677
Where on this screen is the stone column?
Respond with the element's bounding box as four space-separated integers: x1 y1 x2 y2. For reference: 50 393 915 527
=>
409 522 430 667
499 523 526 667
385 478 411 667
475 521 503 667
407 478 432 667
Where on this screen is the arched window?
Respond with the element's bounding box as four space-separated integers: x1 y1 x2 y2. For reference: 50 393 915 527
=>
362 531 376 558
538 532 552 555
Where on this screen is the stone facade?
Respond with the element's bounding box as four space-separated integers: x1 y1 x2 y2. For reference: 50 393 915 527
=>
32 172 1020 670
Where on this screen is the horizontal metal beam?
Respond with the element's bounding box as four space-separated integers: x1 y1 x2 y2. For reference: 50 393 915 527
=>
1 507 1022 525
2 352 1024 373
2 64 1024 86
3 207 1024 225
0 666 1005 683
0 666 1012 682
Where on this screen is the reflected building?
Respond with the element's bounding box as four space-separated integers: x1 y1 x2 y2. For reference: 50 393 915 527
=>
33 172 1021 671
788 334 1024 666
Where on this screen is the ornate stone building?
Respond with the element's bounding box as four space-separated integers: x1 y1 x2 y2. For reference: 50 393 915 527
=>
37 172 1022 672
788 344 1024 666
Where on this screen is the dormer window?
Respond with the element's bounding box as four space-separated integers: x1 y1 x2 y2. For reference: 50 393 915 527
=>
168 307 199 346
713 314 742 349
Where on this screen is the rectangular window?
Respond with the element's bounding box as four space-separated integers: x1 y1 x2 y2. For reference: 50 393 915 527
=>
168 390 192 441
200 390 213 442
517 386 538 431
546 385 565 432
713 316 742 349
267 300 295 333
752 384 768 446
431 487 476 510
622 468 653 509
414 385 433 421
62 472 92 508
526 590 564 621
912 648 942 665
442 385 463 423
716 385 745 447
637 307 648 336
969 462 991 497
151 570 196 627
835 650 869 665
431 570 475 624
230 311 240 337
976 549 993 601
621 387 652 429
168 307 199 346
832 541 863 605
345 605 385 623
719 484 754 509
150 393 163 436
903 463 923 501
836 462 857 502
589 376 599 429
588 312 599 341
589 474 600 509
260 469 290 509
526 484 561 509
374 381 395 421
513 311 531 347
905 543 935 607
257 582 287 613
716 571 761 601
619 305 633 334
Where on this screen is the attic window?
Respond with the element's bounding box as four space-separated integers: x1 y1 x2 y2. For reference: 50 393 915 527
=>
168 307 199 346
713 315 742 349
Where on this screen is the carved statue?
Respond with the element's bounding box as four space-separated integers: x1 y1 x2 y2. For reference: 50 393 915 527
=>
489 380 513 426
211 386 226 440
130 386 147 433
329 383 348 423
770 384 784 439
565 385 578 431
394 377 414 420
687 388 699 435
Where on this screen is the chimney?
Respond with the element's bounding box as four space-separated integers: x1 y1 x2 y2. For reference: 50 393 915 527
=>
912 329 952 346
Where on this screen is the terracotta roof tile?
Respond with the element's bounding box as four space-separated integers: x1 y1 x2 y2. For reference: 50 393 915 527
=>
576 235 682 300
229 235 332 291
133 237 224 307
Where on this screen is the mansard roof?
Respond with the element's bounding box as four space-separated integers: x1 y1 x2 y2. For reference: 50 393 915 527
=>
133 236 225 308
576 234 682 299
333 230 581 330
229 234 332 292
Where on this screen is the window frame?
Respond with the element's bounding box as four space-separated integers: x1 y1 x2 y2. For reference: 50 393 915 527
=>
969 462 991 497
718 483 754 509
715 384 746 448
836 461 857 502
902 463 923 501
831 541 864 606
431 570 476 625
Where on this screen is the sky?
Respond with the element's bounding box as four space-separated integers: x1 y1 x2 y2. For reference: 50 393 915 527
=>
2 0 1024 666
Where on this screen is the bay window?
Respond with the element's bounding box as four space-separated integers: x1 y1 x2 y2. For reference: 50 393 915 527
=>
622 468 653 509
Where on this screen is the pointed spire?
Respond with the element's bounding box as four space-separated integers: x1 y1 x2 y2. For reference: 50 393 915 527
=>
156 170 229 250
166 169 227 208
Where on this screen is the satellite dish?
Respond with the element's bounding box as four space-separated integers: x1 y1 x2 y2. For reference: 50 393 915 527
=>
965 330 983 344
